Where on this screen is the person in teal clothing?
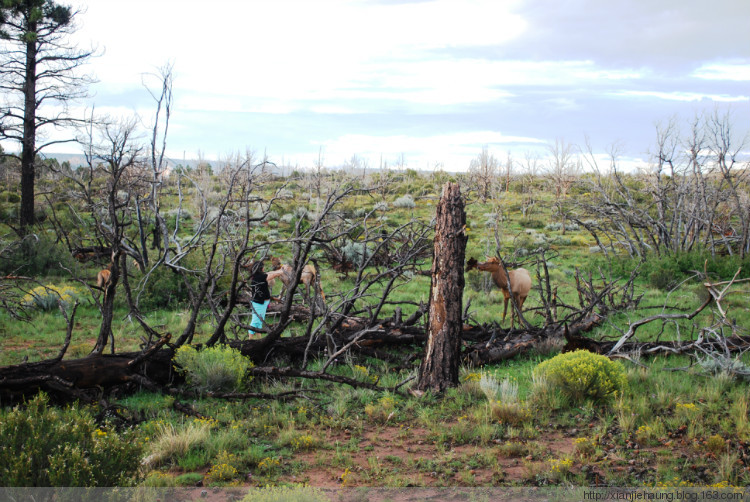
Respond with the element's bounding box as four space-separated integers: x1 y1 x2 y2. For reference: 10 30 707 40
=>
248 260 271 339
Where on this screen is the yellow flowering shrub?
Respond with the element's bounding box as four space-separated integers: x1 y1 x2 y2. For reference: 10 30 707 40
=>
462 372 482 382
574 437 597 458
257 456 281 474
340 467 352 486
0 392 142 486
22 284 80 311
290 434 316 451
705 434 726 455
533 350 627 403
570 235 590 247
546 457 574 482
207 450 241 483
206 462 238 482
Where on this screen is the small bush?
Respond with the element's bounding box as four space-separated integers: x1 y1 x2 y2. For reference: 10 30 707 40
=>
341 241 369 266
704 434 727 456
545 222 579 232
533 350 627 403
574 437 597 458
480 374 531 425
206 450 241 482
142 420 214 468
277 428 319 452
649 268 678 290
519 218 544 229
364 395 397 423
393 194 416 209
0 392 142 486
173 344 253 394
21 284 81 311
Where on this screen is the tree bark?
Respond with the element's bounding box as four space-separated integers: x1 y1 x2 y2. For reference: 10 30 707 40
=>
20 20 38 231
92 257 119 355
417 182 467 393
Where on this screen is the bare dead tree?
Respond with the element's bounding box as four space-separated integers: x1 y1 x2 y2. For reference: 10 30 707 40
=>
72 113 147 354
468 146 499 202
545 138 579 234
706 109 750 258
518 151 540 219
575 114 749 259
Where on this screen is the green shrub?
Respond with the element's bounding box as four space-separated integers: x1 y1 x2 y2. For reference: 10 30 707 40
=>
138 263 195 310
533 350 627 403
519 218 544 229
0 392 142 486
173 344 253 393
0 233 75 276
649 267 678 290
21 284 81 311
0 190 20 203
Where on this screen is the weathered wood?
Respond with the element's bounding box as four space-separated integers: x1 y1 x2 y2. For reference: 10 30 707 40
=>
0 337 176 403
417 182 467 393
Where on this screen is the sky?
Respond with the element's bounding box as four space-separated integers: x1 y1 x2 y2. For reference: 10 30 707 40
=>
30 0 750 171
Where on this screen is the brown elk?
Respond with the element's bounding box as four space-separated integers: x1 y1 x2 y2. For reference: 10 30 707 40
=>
466 257 531 329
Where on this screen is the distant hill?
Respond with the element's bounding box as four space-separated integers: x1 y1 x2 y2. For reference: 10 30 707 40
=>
41 153 190 170
40 153 288 175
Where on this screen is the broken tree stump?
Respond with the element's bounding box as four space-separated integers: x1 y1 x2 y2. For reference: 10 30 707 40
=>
417 182 467 393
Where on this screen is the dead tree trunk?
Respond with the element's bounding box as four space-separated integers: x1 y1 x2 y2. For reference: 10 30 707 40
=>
417 182 467 393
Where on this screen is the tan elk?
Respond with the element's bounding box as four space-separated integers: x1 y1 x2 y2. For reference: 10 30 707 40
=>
466 257 531 329
96 264 112 291
267 257 324 306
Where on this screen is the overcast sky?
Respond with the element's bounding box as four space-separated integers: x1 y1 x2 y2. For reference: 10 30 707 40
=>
57 0 750 171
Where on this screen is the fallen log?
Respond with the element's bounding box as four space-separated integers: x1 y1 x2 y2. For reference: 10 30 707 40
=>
0 336 175 404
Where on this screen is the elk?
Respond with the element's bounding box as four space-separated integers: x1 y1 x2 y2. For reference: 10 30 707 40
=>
96 264 112 290
267 257 324 306
466 257 531 329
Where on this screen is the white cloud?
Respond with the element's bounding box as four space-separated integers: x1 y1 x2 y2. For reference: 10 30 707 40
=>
692 63 750 81
314 130 546 169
